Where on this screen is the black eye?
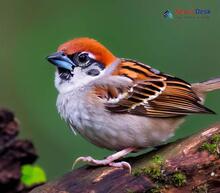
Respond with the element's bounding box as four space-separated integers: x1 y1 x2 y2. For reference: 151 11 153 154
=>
78 53 90 64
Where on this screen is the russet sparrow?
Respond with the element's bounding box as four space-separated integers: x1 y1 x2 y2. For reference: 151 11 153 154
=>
47 37 220 172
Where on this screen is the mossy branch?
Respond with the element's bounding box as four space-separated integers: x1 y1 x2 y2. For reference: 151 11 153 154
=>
30 123 220 193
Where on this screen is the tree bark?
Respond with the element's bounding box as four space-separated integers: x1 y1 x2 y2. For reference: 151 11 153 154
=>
30 123 220 193
0 109 39 193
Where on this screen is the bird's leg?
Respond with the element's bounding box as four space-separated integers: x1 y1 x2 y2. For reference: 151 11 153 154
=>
73 147 135 173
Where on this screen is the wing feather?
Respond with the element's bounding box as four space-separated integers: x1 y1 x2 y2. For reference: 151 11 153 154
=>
97 59 215 117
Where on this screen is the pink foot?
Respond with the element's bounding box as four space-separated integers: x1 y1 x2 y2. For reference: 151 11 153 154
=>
109 161 131 173
72 147 135 173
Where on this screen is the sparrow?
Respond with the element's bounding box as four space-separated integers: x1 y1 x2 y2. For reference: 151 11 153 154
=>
47 37 220 172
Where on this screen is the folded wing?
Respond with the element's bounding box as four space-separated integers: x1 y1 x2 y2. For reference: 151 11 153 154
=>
96 59 215 117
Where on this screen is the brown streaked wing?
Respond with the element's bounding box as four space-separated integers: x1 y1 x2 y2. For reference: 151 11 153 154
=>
104 59 215 117
105 79 166 113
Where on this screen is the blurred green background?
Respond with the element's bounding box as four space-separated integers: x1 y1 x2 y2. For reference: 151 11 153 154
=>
0 0 219 180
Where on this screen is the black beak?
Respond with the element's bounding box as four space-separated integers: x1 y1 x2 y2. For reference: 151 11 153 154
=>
47 51 75 71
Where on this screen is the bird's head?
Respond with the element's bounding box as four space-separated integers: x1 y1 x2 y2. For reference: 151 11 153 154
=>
47 37 117 93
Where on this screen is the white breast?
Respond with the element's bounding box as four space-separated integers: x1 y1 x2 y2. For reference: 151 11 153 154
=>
56 88 184 151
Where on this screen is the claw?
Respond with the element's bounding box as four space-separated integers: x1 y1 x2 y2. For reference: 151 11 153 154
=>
72 156 131 173
72 156 94 169
72 157 80 169
72 147 135 172
109 161 131 173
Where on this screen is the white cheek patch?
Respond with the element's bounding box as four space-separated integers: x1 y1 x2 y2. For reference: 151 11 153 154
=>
70 67 104 90
54 71 61 90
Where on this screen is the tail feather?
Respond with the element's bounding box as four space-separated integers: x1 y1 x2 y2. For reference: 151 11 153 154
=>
192 77 220 93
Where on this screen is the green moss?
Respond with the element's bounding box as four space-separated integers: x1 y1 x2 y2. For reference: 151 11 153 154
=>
133 167 187 190
200 133 220 155
132 155 187 189
132 167 148 176
132 155 164 177
171 172 186 187
211 134 220 143
147 167 163 180
150 185 161 193
132 166 162 180
151 155 164 165
200 142 217 154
